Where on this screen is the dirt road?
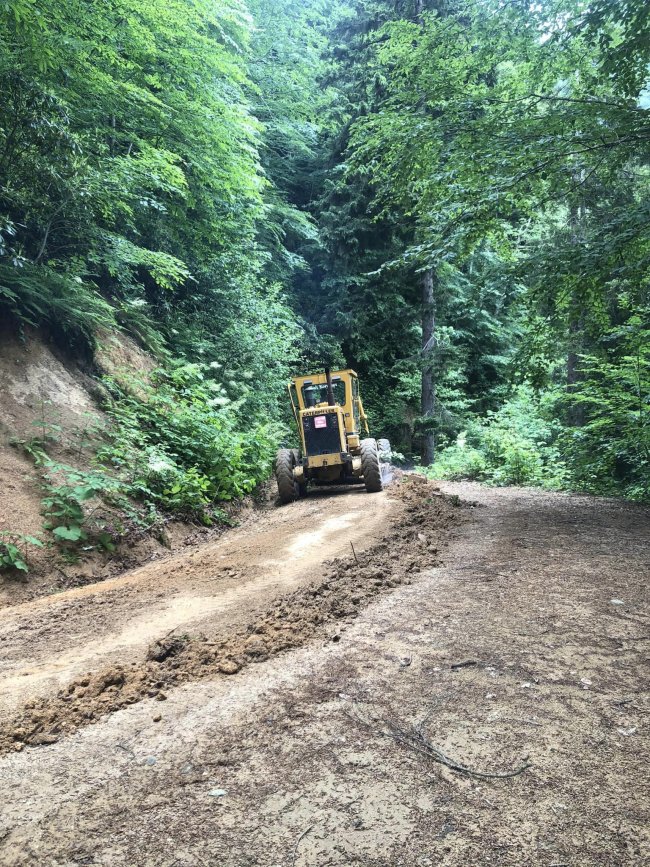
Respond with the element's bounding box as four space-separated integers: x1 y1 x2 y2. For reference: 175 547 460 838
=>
0 486 396 717
0 479 648 866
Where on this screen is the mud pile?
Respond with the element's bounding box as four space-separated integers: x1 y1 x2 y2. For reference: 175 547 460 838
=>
2 476 464 754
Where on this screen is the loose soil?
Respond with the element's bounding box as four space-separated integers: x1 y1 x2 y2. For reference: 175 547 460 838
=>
0 478 648 867
0 481 404 717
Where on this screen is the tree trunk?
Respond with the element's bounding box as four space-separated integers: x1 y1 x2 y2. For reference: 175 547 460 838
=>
567 191 585 427
566 318 585 427
421 269 436 465
414 0 436 465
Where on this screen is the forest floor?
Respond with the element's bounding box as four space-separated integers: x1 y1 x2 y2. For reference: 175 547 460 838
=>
0 476 648 866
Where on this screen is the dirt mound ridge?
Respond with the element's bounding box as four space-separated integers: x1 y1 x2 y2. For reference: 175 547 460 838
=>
2 477 464 753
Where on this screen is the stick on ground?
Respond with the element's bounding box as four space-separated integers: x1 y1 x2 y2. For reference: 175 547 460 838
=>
292 824 314 865
387 718 531 780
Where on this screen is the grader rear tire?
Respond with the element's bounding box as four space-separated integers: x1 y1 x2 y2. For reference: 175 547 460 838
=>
276 448 298 504
360 438 383 493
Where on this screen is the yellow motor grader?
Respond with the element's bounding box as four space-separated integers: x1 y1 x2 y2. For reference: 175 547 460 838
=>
275 368 391 503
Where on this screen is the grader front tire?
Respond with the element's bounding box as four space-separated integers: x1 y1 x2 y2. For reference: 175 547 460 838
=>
276 448 298 504
291 448 308 497
377 438 392 461
360 438 383 493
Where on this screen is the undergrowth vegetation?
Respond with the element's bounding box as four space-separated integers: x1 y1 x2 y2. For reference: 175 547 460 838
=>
561 336 650 501
425 387 568 490
99 362 280 515
4 365 284 571
428 348 650 502
0 531 44 573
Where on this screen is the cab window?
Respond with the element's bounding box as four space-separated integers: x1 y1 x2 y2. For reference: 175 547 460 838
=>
301 380 346 408
351 377 360 424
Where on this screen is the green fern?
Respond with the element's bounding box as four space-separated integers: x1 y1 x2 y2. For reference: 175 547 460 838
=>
0 262 115 352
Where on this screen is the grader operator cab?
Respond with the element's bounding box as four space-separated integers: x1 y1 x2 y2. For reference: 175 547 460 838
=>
275 368 391 504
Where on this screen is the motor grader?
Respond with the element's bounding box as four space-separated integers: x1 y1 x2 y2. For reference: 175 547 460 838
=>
275 368 391 504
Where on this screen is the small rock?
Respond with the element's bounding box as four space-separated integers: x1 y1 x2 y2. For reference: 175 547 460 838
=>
243 637 268 658
156 692 167 701
152 713 162 722
610 598 624 605
31 733 59 746
147 636 185 663
218 660 241 675
208 788 227 798
145 756 157 766
617 727 637 736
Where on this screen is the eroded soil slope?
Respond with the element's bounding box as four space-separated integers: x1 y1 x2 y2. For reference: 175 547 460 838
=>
0 328 210 606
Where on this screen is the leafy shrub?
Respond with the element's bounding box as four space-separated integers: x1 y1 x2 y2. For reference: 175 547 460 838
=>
40 461 123 550
427 439 487 481
0 531 44 573
561 336 650 501
99 361 281 517
427 386 567 488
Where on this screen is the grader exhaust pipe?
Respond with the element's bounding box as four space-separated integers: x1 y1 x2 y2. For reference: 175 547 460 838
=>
325 367 335 406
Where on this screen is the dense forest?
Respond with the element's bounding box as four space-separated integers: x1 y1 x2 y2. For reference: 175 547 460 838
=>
1 0 648 532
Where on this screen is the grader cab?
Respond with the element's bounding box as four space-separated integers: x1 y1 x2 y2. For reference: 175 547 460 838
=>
275 368 391 504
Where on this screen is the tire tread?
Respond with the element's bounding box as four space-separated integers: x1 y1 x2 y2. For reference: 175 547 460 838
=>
276 448 297 503
360 438 383 493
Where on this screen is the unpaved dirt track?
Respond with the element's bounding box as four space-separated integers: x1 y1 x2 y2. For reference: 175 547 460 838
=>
0 486 394 716
1 481 649 867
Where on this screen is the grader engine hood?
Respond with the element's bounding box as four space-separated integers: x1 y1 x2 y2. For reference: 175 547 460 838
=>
301 407 345 466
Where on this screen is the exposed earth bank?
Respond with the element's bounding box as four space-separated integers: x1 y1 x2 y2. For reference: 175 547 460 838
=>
0 478 648 866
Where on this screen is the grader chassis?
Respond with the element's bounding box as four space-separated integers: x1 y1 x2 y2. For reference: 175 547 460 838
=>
275 368 390 504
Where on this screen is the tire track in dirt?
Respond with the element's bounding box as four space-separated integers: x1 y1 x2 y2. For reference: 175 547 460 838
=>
1 477 463 754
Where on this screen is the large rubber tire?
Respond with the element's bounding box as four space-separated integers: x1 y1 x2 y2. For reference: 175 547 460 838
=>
377 438 392 461
291 448 308 497
276 448 298 504
360 438 383 493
